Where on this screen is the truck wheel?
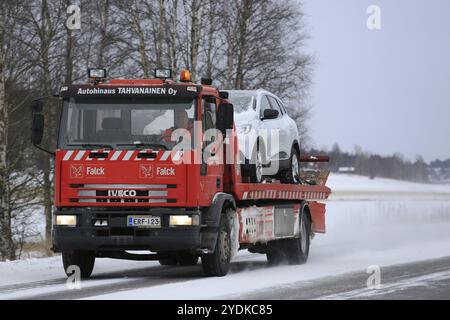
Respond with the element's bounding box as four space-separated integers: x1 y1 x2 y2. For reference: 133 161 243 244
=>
62 251 95 279
249 141 265 183
177 255 199 266
202 216 231 277
158 257 178 266
266 249 286 266
287 211 311 265
281 147 300 184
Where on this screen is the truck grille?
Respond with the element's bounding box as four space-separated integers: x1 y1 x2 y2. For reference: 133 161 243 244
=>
69 184 177 204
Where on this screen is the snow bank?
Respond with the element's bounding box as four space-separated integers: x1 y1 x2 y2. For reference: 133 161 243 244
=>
329 174 450 194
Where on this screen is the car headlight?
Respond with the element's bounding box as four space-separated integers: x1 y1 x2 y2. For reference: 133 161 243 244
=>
169 215 199 226
237 124 252 135
55 215 77 226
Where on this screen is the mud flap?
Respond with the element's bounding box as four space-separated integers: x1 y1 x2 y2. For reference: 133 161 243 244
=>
228 210 239 259
308 201 326 233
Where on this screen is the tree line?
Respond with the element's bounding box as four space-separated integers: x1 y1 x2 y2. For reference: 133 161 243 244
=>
0 0 313 260
312 143 429 183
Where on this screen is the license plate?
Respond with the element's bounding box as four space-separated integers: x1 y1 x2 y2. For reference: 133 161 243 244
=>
127 216 161 228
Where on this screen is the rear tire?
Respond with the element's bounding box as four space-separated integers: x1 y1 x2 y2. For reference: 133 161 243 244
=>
177 254 199 266
202 216 232 276
286 210 311 265
158 257 178 266
281 147 300 184
266 249 287 266
62 251 95 279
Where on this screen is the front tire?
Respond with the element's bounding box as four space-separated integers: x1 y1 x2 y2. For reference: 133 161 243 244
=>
202 216 232 277
62 251 95 279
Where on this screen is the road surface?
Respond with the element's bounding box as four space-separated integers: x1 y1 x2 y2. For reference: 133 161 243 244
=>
1 255 450 300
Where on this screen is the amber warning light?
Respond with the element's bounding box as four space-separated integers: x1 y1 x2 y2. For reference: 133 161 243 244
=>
180 69 191 82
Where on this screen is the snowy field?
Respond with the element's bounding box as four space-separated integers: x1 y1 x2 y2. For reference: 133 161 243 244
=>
1 174 450 299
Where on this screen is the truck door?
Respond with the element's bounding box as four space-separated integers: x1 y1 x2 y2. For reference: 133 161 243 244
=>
199 96 223 205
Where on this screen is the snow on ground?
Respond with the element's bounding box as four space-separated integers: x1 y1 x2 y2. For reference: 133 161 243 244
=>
1 174 450 299
328 174 450 200
0 256 156 288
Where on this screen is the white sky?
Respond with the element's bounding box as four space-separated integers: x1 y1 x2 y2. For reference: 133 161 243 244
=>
303 0 450 162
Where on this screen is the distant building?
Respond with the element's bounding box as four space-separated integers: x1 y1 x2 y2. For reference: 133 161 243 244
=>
338 167 356 174
428 160 450 184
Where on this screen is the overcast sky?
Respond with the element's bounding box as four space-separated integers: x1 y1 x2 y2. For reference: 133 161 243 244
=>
302 0 450 162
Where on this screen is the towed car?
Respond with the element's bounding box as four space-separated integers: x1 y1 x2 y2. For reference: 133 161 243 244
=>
226 89 301 183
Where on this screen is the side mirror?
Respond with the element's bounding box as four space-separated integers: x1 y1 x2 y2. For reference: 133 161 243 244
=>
219 91 229 99
30 100 43 113
262 109 279 120
31 114 44 145
217 103 234 134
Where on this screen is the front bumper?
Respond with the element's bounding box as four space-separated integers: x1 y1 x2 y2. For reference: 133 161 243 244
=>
52 208 206 253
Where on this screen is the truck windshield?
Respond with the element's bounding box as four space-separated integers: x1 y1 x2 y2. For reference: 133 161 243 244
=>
59 97 196 150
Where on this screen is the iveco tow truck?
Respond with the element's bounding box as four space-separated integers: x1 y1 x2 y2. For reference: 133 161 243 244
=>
30 68 331 277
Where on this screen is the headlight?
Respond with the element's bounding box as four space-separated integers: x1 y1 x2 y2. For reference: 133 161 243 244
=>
237 124 252 135
169 215 199 226
55 215 77 226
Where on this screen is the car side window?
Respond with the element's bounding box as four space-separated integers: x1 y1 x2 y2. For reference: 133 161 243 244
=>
259 95 272 118
267 96 282 117
275 99 287 115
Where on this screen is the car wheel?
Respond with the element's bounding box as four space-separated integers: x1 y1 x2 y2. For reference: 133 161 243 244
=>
281 147 300 184
249 141 265 183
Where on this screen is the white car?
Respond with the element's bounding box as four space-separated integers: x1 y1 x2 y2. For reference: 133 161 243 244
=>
226 89 301 183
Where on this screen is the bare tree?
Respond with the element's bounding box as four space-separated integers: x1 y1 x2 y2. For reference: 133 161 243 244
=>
0 0 15 261
183 0 202 81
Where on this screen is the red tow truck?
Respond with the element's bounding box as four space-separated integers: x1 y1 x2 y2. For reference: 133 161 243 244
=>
30 68 331 277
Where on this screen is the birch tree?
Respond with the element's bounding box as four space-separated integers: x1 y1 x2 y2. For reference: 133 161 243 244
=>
0 0 14 261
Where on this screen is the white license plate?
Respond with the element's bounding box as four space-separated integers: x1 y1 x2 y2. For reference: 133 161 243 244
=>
127 216 161 228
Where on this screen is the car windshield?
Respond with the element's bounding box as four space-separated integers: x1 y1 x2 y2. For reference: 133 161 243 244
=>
227 92 255 113
59 97 196 150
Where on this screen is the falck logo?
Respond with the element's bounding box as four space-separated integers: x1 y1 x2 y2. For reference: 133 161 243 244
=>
139 164 153 178
70 165 83 178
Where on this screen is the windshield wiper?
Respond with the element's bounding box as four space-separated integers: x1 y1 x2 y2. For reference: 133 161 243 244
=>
67 143 114 150
117 142 168 150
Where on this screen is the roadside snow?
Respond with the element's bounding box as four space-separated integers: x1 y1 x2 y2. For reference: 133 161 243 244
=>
328 174 450 200
0 256 157 288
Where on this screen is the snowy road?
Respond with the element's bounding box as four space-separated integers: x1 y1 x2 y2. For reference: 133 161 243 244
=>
237 256 450 300
2 253 450 300
1 174 450 300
